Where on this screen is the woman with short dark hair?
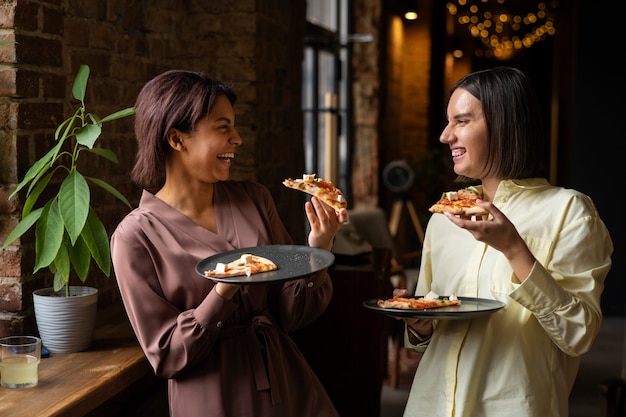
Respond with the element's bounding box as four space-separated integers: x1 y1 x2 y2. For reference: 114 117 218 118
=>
111 70 346 417
398 67 613 417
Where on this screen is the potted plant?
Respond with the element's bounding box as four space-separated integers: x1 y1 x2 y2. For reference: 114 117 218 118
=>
0 64 134 353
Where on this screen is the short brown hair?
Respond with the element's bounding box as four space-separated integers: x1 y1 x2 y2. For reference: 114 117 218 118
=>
450 66 547 183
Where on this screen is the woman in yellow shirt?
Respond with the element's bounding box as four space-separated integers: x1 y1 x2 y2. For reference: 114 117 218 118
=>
399 67 613 417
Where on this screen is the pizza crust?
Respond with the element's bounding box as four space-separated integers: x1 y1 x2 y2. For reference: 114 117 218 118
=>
429 187 489 219
283 174 347 211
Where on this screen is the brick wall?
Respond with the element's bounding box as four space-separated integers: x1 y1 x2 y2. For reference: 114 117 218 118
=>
351 0 382 209
351 0 433 211
0 0 308 337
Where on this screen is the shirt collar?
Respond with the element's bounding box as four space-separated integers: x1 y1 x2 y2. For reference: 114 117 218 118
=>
493 178 550 201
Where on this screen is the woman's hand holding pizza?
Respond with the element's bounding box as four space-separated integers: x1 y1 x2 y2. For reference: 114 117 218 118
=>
306 196 348 251
444 199 536 282
282 174 349 251
443 199 507 246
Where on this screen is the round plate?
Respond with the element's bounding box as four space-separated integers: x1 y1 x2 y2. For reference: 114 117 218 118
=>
196 245 335 284
362 296 505 320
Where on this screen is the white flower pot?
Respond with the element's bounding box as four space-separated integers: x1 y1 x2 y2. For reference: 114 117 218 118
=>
32 286 98 353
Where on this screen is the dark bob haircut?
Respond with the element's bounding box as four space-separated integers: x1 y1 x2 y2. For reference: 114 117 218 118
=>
450 66 548 183
131 70 237 189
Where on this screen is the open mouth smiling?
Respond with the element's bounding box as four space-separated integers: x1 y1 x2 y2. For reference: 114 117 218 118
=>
217 152 234 161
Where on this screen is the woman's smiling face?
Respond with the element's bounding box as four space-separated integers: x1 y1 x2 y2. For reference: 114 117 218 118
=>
439 88 489 180
178 95 242 183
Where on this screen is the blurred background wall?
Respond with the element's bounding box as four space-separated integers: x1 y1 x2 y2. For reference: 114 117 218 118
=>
0 0 623 338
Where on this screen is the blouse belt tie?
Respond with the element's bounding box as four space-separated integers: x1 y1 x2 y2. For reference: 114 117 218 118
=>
221 314 283 405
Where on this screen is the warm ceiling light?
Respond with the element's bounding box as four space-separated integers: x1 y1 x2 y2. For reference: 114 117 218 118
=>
447 0 557 59
404 11 418 21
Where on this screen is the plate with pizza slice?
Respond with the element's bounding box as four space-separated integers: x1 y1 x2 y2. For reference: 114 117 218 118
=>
362 295 505 320
196 245 335 284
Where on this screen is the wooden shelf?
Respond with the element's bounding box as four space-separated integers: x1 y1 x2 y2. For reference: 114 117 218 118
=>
0 304 153 417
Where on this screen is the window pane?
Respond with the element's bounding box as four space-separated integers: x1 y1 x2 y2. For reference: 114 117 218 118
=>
318 51 336 104
303 0 350 196
306 0 337 32
302 48 314 109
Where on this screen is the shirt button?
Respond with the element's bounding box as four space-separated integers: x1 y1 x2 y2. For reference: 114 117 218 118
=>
307 282 314 288
216 321 223 328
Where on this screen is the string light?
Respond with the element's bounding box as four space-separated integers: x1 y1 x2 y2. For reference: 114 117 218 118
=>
447 0 556 59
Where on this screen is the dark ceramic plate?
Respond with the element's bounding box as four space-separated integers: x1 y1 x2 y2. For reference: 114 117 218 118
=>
362 296 505 320
196 245 335 284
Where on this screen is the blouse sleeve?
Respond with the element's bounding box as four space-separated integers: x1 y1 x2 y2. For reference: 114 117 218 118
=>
510 212 613 356
111 220 237 379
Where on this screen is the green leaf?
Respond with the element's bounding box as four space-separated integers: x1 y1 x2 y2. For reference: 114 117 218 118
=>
87 113 102 126
0 207 43 250
54 114 74 141
9 145 57 200
73 65 89 103
101 107 135 122
34 200 64 273
53 269 66 293
81 208 111 276
4 63 135 288
53 239 71 283
58 171 90 244
88 147 118 163
24 164 65 207
75 124 102 149
69 235 90 282
87 176 132 208
22 171 54 218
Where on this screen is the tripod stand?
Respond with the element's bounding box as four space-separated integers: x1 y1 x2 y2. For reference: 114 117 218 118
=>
388 195 424 261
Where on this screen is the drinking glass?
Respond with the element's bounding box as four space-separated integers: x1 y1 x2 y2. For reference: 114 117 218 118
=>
0 336 41 388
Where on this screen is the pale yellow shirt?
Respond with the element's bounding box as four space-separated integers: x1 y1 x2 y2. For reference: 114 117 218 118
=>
403 178 613 417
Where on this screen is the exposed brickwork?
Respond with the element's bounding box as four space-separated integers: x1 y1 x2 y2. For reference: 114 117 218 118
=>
376 2 433 211
0 1 17 28
0 67 17 97
17 102 63 129
0 102 17 130
16 34 64 67
0 282 22 310
0 0 309 337
0 312 27 337
0 0 437 334
15 1 38 31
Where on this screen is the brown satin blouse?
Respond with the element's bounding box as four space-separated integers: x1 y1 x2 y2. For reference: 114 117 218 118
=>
111 181 339 417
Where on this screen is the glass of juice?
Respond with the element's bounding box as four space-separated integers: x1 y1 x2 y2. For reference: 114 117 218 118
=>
0 336 41 388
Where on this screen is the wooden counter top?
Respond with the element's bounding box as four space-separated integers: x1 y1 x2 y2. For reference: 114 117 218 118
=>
0 304 152 417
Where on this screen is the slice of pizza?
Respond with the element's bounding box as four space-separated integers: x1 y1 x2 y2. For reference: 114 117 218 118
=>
428 186 489 219
283 173 347 211
204 253 277 278
377 292 461 310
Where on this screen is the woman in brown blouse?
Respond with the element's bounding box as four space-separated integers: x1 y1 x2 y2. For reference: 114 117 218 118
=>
111 70 348 417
